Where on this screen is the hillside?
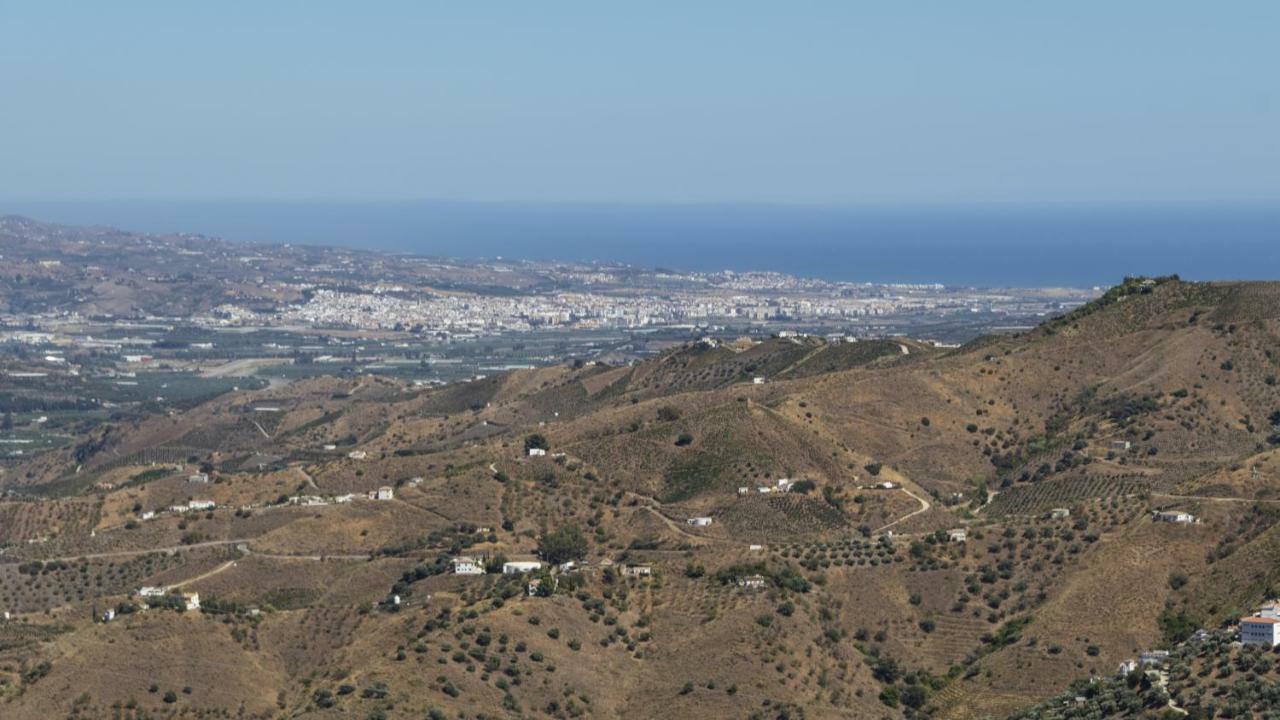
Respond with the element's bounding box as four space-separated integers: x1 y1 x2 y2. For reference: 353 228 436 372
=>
4 277 1280 719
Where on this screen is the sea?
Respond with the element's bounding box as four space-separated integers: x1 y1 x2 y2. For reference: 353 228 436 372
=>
5 200 1280 288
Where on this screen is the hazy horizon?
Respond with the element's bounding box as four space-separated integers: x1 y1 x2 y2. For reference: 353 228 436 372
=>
6 199 1279 288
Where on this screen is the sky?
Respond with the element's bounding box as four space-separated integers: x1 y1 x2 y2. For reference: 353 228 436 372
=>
1 1 1278 206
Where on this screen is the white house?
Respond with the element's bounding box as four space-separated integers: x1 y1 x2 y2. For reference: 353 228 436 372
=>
167 504 190 514
502 561 543 574
527 447 547 457
347 450 367 460
752 376 766 385
737 574 767 589
101 608 115 622
737 486 750 495
139 511 156 520
1139 650 1169 666
1109 440 1132 452
1049 508 1071 519
138 586 166 598
372 486 394 501
1241 617 1280 647
623 564 653 578
946 528 968 543
749 544 764 552
687 516 713 526
334 494 355 503
187 473 209 484
188 500 215 511
451 556 485 575
181 592 200 611
1258 600 1280 619
1153 511 1196 524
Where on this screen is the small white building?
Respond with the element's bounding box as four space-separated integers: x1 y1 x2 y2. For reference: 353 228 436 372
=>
187 473 209 484
102 608 115 622
623 564 653 578
139 511 156 520
687 516 713 527
138 586 166 598
527 447 547 457
167 504 190 514
372 486 394 501
181 592 200 611
188 499 215 511
738 486 750 495
875 481 898 490
1153 511 1196 524
748 544 764 552
1241 617 1280 647
1139 650 1169 666
752 376 766 385
1049 508 1071 519
502 561 543 575
946 528 968 543
347 450 367 460
737 574 767 589
333 493 355 503
1109 440 1132 452
1258 600 1280 619
451 556 485 575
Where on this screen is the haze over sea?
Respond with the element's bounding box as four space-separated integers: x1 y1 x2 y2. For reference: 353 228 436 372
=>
8 201 1280 288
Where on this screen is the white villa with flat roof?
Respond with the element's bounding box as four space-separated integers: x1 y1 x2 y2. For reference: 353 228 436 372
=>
451 556 485 575
1242 617 1280 646
1153 510 1196 524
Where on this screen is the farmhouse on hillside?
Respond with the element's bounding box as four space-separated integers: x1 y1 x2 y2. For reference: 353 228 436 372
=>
451 556 485 575
1152 510 1196 524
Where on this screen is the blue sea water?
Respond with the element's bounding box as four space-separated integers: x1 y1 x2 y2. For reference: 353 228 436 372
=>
5 200 1280 288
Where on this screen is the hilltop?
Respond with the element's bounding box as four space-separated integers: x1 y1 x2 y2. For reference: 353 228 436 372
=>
3 277 1280 719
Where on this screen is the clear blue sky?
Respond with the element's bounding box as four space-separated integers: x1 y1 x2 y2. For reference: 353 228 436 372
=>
1 1 1277 205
